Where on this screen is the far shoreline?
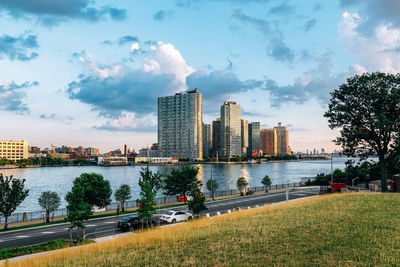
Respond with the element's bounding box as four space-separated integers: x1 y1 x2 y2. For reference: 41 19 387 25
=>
0 157 335 169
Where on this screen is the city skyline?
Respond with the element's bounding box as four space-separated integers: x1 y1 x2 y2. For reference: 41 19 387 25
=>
1 1 399 152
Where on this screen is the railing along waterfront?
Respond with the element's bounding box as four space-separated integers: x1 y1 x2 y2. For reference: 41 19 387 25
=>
0 182 303 225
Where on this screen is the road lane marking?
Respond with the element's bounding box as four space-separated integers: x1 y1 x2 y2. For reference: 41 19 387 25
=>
15 235 30 238
104 221 116 224
85 224 97 227
40 231 56 234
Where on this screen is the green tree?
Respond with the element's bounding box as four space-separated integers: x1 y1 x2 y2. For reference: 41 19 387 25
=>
72 173 112 207
0 174 29 230
65 181 92 242
137 180 157 228
237 177 248 196
206 179 219 201
324 72 400 191
38 191 61 223
261 175 272 192
139 167 162 193
114 184 131 212
163 165 200 203
188 183 207 217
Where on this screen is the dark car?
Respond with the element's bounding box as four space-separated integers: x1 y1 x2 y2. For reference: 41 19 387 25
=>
117 215 141 231
117 215 158 231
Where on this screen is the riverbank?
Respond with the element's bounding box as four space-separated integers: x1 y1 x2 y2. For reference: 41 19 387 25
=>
5 193 400 266
1 157 331 169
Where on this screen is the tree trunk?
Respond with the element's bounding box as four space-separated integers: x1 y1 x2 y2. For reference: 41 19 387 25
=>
46 210 50 223
4 217 8 230
122 201 125 212
69 229 73 244
379 155 388 192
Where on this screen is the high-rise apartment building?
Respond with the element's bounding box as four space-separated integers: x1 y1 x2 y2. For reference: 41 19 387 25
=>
202 123 213 158
260 129 277 156
158 89 203 160
212 118 221 158
241 119 248 157
248 122 260 157
221 101 242 158
274 122 290 155
0 140 29 160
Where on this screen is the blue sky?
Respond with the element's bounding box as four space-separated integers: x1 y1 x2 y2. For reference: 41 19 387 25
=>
1 0 400 153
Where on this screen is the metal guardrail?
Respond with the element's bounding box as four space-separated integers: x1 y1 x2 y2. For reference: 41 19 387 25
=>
0 182 304 225
84 227 116 239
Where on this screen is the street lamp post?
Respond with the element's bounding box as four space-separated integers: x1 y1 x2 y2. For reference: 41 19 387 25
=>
331 152 333 184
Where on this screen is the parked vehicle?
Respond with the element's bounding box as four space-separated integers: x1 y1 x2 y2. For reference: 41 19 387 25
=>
160 210 193 223
117 215 141 231
246 190 254 195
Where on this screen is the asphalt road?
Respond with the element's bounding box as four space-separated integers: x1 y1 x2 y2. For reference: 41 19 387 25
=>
0 187 319 249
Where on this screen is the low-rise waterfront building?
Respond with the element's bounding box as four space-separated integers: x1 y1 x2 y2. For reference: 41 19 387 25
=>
0 140 29 161
98 156 128 166
134 157 178 164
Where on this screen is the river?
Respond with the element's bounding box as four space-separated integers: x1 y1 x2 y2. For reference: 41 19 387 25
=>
0 157 352 212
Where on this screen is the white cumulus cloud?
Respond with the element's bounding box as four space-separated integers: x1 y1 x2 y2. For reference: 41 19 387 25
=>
339 11 400 73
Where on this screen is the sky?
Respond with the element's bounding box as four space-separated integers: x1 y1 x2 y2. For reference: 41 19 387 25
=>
1 0 400 153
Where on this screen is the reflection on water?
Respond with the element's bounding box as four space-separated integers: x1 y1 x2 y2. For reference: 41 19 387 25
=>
0 157 352 212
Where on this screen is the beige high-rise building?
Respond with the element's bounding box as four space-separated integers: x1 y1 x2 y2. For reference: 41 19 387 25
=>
221 101 242 158
274 122 290 155
0 140 29 160
158 89 203 160
260 129 277 156
241 119 248 157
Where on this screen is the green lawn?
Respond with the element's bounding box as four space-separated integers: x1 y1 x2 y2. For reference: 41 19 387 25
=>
7 193 400 266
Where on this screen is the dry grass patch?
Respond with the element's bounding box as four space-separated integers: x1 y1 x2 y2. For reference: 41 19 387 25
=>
3 193 400 266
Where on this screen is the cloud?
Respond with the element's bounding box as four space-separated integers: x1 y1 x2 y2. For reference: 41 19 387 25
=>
153 10 175 21
176 0 269 8
268 2 295 16
94 112 157 132
339 11 400 73
67 43 193 116
0 81 38 113
314 4 323 11
263 55 367 108
39 113 74 124
0 33 39 61
262 51 368 107
304 19 316 32
242 110 269 117
0 0 126 26
186 70 263 110
100 40 112 46
339 0 400 35
231 9 294 63
67 41 262 120
118 35 139 46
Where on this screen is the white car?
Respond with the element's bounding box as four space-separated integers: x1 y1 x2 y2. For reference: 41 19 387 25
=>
160 210 193 223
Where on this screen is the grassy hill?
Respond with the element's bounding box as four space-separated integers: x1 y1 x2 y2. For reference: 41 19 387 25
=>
4 193 400 266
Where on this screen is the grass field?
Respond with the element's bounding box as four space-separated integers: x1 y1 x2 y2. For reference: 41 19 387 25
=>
3 193 400 266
